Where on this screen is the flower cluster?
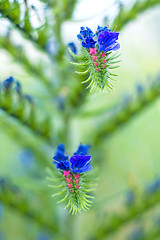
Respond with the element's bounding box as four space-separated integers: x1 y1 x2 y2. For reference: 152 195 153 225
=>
53 143 92 175
50 144 94 214
69 25 120 91
77 27 96 49
77 26 120 53
146 178 160 194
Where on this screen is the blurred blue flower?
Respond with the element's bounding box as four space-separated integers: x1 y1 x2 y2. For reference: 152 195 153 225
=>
15 81 22 94
45 37 57 55
19 149 34 169
0 178 7 190
129 228 144 240
125 190 135 206
74 144 90 155
77 27 96 49
156 215 160 226
56 95 65 111
0 201 4 219
98 29 120 52
68 42 77 54
3 76 14 89
57 143 65 153
122 94 132 105
136 84 143 94
70 155 92 173
24 94 33 103
37 232 50 240
0 231 5 240
146 178 160 194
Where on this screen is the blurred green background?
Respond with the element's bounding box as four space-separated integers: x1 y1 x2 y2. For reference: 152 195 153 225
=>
0 0 160 240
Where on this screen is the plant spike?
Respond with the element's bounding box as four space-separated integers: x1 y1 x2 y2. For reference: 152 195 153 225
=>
48 143 96 214
69 26 120 92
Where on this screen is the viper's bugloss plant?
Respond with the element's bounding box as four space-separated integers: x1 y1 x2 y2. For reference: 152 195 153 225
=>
47 144 96 214
69 26 120 92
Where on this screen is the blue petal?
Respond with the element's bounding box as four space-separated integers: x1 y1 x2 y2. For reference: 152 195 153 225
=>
72 163 92 173
3 76 14 88
96 26 111 36
78 27 96 49
68 42 77 54
105 42 120 52
70 155 91 172
57 143 65 153
98 30 120 52
53 150 68 162
55 161 70 171
77 34 83 40
74 144 90 155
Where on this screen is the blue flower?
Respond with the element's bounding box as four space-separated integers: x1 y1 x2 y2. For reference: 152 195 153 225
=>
74 144 90 155
136 84 143 94
53 144 69 171
96 25 111 36
70 155 92 173
15 81 21 94
53 150 68 162
68 42 77 54
98 29 120 52
52 144 92 173
55 161 70 171
24 94 33 103
77 27 96 49
19 149 33 169
0 201 4 220
78 27 95 39
3 76 14 89
146 178 160 194
129 228 144 240
57 143 65 153
125 190 135 206
37 232 50 240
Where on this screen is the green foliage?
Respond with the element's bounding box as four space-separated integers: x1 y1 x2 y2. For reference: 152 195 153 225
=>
0 177 58 233
94 186 160 239
0 0 160 239
93 73 160 143
113 0 160 30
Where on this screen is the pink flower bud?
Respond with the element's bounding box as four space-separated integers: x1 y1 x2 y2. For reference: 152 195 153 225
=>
63 171 70 177
75 179 79 184
96 68 99 71
75 174 79 179
92 56 97 61
103 65 106 68
94 62 98 67
90 48 97 55
66 178 71 183
67 184 72 188
76 185 79 189
101 53 106 57
70 190 73 192
103 59 106 63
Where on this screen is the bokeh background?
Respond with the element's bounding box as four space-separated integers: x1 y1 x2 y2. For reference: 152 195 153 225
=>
0 0 160 239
